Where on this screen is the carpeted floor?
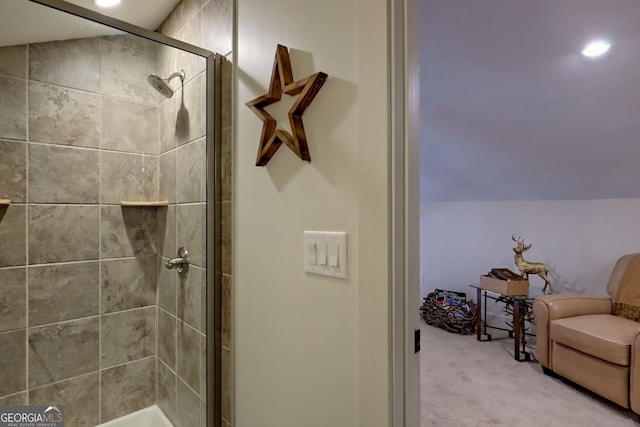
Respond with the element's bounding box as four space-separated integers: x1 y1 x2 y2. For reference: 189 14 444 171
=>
421 322 639 426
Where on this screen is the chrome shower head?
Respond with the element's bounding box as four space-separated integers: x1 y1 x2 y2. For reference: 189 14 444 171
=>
147 69 185 98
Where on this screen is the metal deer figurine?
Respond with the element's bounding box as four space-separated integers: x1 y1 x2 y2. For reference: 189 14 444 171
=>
512 234 553 293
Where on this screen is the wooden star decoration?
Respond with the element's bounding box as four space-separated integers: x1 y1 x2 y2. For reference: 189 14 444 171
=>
246 44 328 166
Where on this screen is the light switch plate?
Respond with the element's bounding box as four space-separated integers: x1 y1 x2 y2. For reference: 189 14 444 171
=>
304 231 347 279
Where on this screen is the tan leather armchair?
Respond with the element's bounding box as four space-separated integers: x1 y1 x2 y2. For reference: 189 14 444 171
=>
533 253 640 415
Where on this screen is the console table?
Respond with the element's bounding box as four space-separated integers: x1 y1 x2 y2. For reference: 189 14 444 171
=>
470 285 544 362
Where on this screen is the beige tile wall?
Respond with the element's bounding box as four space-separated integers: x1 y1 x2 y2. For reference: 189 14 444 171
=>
153 37 209 427
158 0 233 426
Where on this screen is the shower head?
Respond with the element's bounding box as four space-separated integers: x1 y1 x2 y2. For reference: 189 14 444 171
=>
147 69 185 98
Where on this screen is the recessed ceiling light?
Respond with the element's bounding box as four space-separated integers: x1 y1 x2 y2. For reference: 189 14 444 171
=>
94 0 121 7
581 39 611 58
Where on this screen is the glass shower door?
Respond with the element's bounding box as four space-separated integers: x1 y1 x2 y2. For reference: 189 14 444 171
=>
0 1 219 426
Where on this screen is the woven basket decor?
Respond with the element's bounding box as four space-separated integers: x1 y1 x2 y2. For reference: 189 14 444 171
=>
420 290 477 335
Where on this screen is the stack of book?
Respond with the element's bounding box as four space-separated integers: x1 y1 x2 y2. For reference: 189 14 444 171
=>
435 289 472 313
489 268 524 281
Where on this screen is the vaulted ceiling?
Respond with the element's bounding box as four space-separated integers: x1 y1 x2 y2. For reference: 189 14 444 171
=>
420 0 640 202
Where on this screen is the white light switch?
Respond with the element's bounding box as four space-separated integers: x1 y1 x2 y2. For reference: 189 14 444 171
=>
304 231 347 279
328 242 339 267
307 242 317 265
317 242 327 265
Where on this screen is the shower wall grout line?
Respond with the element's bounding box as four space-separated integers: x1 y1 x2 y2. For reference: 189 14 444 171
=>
98 34 104 425
101 355 157 373
102 35 161 59
154 55 160 412
27 76 159 109
1 257 162 271
28 314 100 331
173 75 179 422
25 141 156 156
24 305 168 332
154 40 160 410
177 373 202 404
157 357 177 379
101 305 157 318
26 76 158 107
27 355 157 394
23 203 109 207
24 42 30 405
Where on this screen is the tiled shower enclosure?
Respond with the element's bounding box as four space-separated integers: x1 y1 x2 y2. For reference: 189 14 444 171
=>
0 9 213 427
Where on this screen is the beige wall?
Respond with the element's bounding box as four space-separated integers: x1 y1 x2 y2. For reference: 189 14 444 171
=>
236 0 391 426
421 198 640 298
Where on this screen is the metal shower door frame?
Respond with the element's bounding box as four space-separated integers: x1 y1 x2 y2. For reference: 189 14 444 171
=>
28 1 223 426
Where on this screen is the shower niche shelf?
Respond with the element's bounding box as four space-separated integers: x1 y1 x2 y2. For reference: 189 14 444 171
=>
0 199 10 205
120 200 169 207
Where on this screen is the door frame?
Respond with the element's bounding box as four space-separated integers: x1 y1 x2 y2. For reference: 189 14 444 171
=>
389 0 420 425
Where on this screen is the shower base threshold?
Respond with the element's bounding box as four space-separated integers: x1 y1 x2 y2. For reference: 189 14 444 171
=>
98 405 172 427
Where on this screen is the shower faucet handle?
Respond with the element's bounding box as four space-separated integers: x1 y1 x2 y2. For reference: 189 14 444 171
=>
165 247 189 273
